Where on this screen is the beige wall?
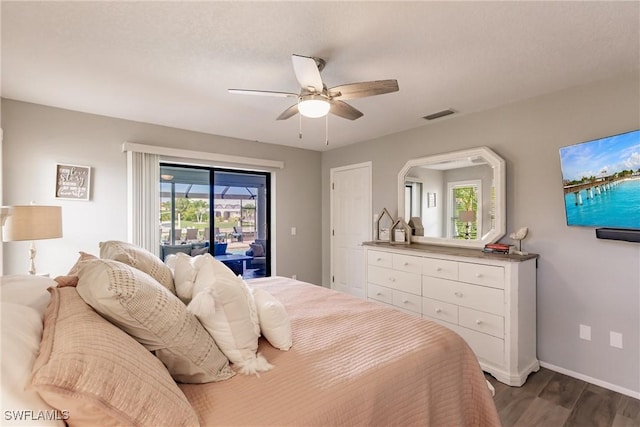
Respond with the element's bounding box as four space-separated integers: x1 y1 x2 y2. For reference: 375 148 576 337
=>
321 71 640 394
1 99 322 283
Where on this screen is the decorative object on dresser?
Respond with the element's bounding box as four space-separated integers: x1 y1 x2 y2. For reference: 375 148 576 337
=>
408 217 424 236
390 217 411 245
363 242 539 386
509 226 529 256
375 208 394 242
2 204 63 275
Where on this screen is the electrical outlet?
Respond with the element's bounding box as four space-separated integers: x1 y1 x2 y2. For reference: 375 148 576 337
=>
291 274 297 280
579 324 591 341
610 331 623 349
291 227 297 236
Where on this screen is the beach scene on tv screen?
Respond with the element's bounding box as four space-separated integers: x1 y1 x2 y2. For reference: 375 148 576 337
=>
559 129 640 229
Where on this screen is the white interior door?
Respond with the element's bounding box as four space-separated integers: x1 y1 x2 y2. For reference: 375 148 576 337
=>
330 162 372 298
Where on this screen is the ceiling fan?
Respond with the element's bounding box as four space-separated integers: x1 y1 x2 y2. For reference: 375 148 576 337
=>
228 54 399 121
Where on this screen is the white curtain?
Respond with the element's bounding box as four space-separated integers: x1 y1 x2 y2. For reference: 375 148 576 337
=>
127 151 160 255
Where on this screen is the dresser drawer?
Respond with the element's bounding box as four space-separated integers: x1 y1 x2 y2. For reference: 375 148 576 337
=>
392 254 422 274
459 263 504 289
422 276 504 316
422 297 458 324
459 307 504 339
449 323 505 366
367 250 393 268
368 265 421 294
422 258 458 280
393 290 422 314
367 283 393 304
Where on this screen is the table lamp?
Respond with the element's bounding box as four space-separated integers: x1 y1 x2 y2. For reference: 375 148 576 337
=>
2 205 63 275
459 210 476 240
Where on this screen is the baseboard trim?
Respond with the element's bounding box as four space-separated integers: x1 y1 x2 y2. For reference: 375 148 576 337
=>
540 361 640 399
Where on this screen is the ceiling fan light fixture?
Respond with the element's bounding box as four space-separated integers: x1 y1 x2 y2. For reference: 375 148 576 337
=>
298 95 330 118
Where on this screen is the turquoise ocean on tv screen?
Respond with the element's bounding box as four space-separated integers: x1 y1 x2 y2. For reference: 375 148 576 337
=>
564 178 640 228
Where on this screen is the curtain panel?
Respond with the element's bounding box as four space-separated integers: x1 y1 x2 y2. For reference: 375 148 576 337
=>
126 151 160 255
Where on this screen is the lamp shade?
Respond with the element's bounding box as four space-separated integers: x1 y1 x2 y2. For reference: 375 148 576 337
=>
2 205 63 242
459 210 476 222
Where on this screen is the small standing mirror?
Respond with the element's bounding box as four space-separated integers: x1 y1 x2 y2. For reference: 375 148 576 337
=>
397 146 506 248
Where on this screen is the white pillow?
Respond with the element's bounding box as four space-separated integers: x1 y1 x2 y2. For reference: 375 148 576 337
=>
1 302 65 427
187 255 270 375
0 275 56 316
252 288 293 351
170 253 198 303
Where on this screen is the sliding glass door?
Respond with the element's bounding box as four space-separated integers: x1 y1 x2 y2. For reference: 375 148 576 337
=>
159 164 270 278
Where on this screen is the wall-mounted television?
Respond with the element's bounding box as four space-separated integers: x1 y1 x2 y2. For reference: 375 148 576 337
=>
559 129 640 242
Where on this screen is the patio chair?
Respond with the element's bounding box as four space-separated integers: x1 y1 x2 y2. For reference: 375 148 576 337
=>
231 226 243 242
214 227 227 243
185 228 198 241
174 228 183 243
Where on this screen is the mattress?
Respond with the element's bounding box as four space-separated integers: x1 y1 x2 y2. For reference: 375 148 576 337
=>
179 276 500 426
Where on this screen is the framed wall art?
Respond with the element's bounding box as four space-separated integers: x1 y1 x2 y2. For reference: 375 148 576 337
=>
427 192 437 208
55 163 91 201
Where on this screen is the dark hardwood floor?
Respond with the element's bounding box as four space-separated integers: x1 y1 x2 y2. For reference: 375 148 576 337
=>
486 367 640 427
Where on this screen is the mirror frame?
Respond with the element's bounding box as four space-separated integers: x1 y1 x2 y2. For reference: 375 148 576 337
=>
397 146 506 248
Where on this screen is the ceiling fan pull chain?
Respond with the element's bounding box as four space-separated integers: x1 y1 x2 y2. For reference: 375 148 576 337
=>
299 109 303 140
325 114 329 145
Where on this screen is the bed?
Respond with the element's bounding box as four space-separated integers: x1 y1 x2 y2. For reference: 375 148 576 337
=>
1 244 500 427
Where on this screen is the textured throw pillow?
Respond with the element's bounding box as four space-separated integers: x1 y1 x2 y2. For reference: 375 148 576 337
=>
249 243 265 257
76 258 234 384
188 255 270 375
29 287 200 427
252 288 293 351
100 240 175 293
67 251 98 275
1 302 65 427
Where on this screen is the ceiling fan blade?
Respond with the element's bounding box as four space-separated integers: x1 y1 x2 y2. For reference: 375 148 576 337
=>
329 100 363 120
328 79 399 100
276 104 299 120
228 89 298 98
291 54 324 93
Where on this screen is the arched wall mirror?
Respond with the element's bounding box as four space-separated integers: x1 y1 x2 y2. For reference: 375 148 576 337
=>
397 146 506 248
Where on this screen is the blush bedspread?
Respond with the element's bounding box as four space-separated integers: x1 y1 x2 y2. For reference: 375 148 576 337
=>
179 276 501 427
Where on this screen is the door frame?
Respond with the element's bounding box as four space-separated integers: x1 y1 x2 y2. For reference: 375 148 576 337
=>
329 161 373 292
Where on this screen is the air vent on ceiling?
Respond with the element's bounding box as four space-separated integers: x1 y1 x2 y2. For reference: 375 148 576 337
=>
423 109 456 121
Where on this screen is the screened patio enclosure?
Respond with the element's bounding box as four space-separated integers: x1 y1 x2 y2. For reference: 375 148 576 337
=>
159 164 270 277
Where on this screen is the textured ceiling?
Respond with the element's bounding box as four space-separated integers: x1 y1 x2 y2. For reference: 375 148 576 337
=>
2 1 639 151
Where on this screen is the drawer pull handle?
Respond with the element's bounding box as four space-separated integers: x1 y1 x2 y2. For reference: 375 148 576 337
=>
436 267 442 272
403 262 409 266
402 300 409 304
454 291 463 298
389 277 396 282
475 320 483 325
435 308 442 314
376 258 382 262
376 292 382 296
475 273 483 278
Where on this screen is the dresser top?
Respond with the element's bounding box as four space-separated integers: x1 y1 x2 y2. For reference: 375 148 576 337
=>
363 241 539 263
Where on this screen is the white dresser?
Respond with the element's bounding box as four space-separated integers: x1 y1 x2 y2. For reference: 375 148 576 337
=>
364 242 539 386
